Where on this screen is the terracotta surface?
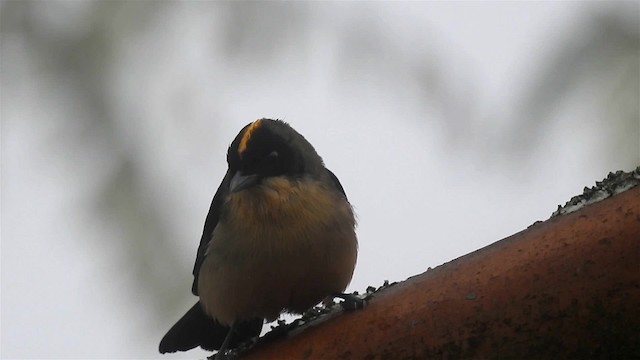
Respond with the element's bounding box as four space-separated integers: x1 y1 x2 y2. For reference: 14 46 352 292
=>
242 186 640 359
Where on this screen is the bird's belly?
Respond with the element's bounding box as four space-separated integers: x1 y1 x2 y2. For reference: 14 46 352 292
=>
197 180 357 325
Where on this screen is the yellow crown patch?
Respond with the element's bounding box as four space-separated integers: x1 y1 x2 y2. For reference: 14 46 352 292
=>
238 119 262 157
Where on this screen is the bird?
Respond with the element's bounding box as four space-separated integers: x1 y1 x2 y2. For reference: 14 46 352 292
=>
159 118 358 357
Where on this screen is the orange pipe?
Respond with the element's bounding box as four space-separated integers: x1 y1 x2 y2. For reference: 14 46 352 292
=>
242 185 640 359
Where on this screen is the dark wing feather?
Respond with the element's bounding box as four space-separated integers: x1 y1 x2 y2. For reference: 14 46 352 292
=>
191 170 232 295
326 168 348 198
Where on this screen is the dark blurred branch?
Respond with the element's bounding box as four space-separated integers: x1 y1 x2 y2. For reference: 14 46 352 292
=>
510 11 640 161
1 0 188 319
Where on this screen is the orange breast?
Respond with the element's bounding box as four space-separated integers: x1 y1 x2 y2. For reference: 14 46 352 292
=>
197 178 357 325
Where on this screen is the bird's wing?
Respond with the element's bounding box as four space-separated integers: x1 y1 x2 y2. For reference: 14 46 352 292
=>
326 168 348 198
191 170 232 295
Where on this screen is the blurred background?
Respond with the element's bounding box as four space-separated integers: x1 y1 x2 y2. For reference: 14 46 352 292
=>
1 1 638 358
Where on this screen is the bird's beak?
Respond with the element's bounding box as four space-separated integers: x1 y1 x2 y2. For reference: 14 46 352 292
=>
230 172 259 193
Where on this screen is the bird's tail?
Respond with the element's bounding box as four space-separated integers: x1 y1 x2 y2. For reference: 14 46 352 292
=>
159 302 262 353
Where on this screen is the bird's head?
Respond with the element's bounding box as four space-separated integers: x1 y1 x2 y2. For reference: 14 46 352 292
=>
226 119 325 193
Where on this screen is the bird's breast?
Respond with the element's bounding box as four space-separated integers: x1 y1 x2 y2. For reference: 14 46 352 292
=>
197 177 357 325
